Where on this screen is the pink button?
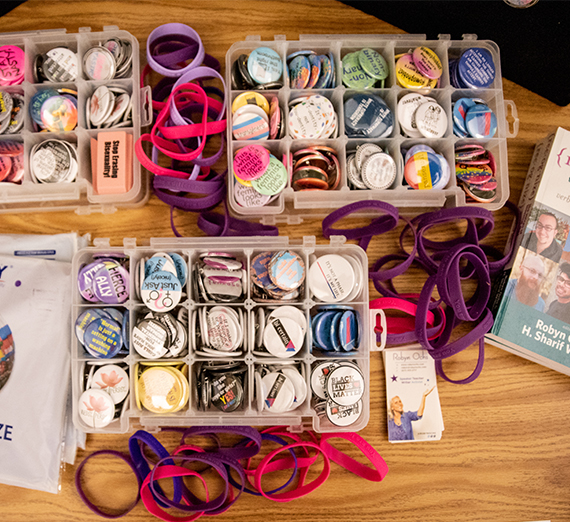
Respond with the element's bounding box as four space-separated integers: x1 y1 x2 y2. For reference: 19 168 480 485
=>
0 46 25 84
233 145 270 181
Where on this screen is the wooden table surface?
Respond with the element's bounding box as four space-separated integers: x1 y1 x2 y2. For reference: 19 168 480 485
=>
0 1 569 521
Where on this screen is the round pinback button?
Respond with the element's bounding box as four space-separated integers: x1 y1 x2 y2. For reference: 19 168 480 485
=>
309 254 355 302
43 47 78 82
206 307 241 352
231 91 270 114
233 145 270 181
344 93 393 138
141 270 182 312
360 152 397 190
404 150 444 190
250 155 288 196
326 398 363 427
282 367 307 405
132 318 170 359
90 364 129 404
465 104 497 138
78 389 115 428
138 366 188 413
210 372 243 412
263 316 304 357
289 55 310 89
342 52 375 89
414 100 447 139
412 46 443 80
325 363 365 407
92 261 129 304
457 47 495 88
247 47 283 85
83 46 116 81
261 371 296 413
357 48 389 81
232 111 270 140
310 361 340 399
395 53 428 89
83 317 123 358
269 250 305 291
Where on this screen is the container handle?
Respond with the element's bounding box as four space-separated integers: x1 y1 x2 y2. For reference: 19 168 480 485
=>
369 309 386 352
504 100 519 138
140 86 153 127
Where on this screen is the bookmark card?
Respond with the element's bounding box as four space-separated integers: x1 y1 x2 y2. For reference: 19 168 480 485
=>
383 348 444 443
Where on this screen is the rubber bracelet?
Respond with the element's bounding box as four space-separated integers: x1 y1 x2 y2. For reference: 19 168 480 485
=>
320 432 389 482
149 453 230 513
75 450 141 519
435 337 485 384
128 430 183 507
228 433 299 496
371 254 436 300
197 209 279 237
140 466 207 522
179 425 262 461
322 200 399 249
146 23 205 78
254 442 330 502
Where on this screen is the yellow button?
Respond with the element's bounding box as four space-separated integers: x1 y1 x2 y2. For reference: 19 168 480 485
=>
395 54 428 89
138 366 188 414
231 91 270 115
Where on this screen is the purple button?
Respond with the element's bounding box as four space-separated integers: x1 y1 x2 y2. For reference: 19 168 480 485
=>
92 261 130 304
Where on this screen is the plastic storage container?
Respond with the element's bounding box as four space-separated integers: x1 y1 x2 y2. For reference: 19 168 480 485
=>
226 34 519 224
0 26 151 214
71 236 375 434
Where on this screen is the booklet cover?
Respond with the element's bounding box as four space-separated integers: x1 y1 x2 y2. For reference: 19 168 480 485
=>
487 127 570 375
383 348 444 443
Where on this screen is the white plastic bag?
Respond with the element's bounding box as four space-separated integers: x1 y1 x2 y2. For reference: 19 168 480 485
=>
0 254 72 493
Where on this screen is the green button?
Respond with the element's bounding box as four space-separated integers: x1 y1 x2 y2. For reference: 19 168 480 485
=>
342 52 375 89
358 48 389 80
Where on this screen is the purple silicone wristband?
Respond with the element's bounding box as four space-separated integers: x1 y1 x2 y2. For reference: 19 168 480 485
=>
75 450 141 519
146 23 205 77
197 209 279 237
179 425 263 460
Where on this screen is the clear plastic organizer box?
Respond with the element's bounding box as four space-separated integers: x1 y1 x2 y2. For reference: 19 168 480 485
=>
226 34 519 225
0 26 151 214
71 236 375 434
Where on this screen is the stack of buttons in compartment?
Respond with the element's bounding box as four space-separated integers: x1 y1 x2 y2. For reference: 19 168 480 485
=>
395 46 442 91
289 94 338 139
0 90 24 135
253 305 306 358
255 362 307 414
344 92 393 138
342 48 389 89
449 47 495 89
402 144 451 191
0 140 24 184
0 45 25 85
308 252 364 303
452 97 497 138
87 85 133 129
288 50 335 89
291 146 340 191
75 306 129 359
233 145 287 208
231 91 283 140
78 362 129 429
346 143 396 190
251 250 306 301
83 38 133 81
311 360 365 427
193 252 246 302
196 361 247 412
312 305 361 353
397 93 447 139
231 47 283 90
455 143 498 203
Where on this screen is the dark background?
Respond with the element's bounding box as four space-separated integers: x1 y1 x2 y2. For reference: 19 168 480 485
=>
342 0 570 106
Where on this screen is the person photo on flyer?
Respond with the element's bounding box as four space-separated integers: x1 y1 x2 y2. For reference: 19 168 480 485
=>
388 386 435 441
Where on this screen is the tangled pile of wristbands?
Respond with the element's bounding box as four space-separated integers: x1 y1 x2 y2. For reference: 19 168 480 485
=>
75 426 388 519
323 200 520 384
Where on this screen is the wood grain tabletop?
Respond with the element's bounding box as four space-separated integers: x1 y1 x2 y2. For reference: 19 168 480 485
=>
0 1 568 521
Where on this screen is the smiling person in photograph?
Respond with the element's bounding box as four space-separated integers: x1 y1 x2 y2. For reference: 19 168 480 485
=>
546 262 570 324
522 211 563 263
505 254 546 311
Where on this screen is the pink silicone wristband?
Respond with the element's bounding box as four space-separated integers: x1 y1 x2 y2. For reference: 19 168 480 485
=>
320 432 389 482
254 442 330 502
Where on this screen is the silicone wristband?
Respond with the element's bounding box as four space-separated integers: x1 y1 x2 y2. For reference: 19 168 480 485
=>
149 453 230 513
75 450 141 519
254 442 330 502
196 209 279 237
140 466 207 522
228 433 299 496
179 425 262 461
319 432 389 482
128 430 183 507
146 23 205 78
371 254 435 300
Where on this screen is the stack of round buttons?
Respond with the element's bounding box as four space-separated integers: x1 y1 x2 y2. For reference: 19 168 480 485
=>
75 307 128 359
395 46 442 91
193 252 245 302
346 144 396 190
310 360 365 427
231 91 282 140
402 144 451 190
30 139 78 184
452 97 497 138
251 250 306 301
83 38 133 81
30 88 78 132
136 252 186 313
233 145 288 206
78 256 130 304
308 253 363 303
291 146 340 191
192 305 245 358
132 308 188 359
0 91 24 135
287 50 335 89
78 362 129 428
342 48 389 89
136 362 189 414
196 361 247 412
253 305 306 358
397 93 448 138
255 363 307 413
450 47 495 89
288 95 337 139
231 47 283 90
344 93 393 138
33 46 78 83
0 45 25 85
455 143 498 203
87 85 133 129
0 140 24 184
312 305 361 353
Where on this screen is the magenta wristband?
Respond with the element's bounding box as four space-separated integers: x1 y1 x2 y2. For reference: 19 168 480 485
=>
319 432 389 482
75 450 141 519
